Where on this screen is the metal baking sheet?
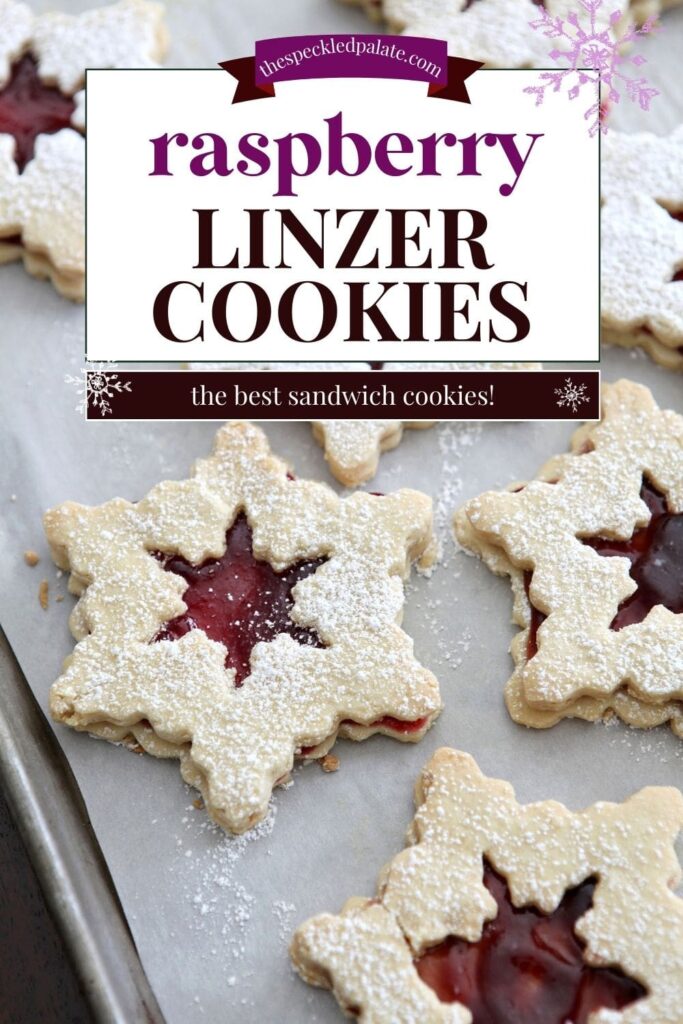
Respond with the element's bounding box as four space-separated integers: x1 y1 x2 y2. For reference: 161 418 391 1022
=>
0 629 165 1024
1 3 682 1023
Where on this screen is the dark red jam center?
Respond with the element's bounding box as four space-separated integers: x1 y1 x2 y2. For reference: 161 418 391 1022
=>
583 479 683 630
415 865 645 1023
0 54 75 171
153 513 325 684
525 479 682 654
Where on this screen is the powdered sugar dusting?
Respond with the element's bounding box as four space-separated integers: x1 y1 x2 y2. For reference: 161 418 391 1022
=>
272 899 298 944
32 0 168 94
435 421 483 552
0 1 32 86
178 799 277 957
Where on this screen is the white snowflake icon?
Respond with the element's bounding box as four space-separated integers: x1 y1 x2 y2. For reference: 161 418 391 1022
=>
555 376 590 413
65 364 132 417
525 0 659 136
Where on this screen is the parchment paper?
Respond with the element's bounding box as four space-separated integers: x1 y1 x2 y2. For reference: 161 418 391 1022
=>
0 3 682 1022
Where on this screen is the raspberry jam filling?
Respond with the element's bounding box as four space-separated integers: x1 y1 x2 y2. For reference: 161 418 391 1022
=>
153 513 325 684
299 716 428 757
365 714 428 733
415 864 646 1023
299 715 428 756
0 55 76 171
583 479 683 630
525 479 682 655
340 714 428 735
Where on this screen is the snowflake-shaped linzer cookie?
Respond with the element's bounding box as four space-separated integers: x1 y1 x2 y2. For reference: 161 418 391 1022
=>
344 0 614 69
313 363 541 486
454 379 683 737
292 747 683 1024
602 126 683 372
0 0 168 301
312 420 435 488
45 422 441 835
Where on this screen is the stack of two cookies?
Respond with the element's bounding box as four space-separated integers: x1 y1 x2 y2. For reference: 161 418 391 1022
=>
601 126 683 372
0 126 85 302
455 378 683 738
0 0 168 302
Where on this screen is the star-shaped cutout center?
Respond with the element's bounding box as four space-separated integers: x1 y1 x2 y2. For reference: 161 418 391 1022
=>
524 478 683 658
582 478 683 630
153 513 326 685
0 54 75 172
415 863 646 1023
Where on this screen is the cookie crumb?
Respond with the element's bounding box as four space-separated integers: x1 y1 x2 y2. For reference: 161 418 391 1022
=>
24 550 40 567
38 580 49 609
55 594 64 603
193 797 205 810
320 754 340 773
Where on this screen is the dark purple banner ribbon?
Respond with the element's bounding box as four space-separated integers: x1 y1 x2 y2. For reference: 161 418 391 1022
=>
217 56 275 103
85 371 600 422
219 36 482 104
428 56 485 103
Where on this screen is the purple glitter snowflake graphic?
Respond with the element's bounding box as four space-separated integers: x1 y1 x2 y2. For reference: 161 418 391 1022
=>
525 0 659 135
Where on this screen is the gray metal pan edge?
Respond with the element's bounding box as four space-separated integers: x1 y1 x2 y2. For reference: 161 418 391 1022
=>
0 628 165 1024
